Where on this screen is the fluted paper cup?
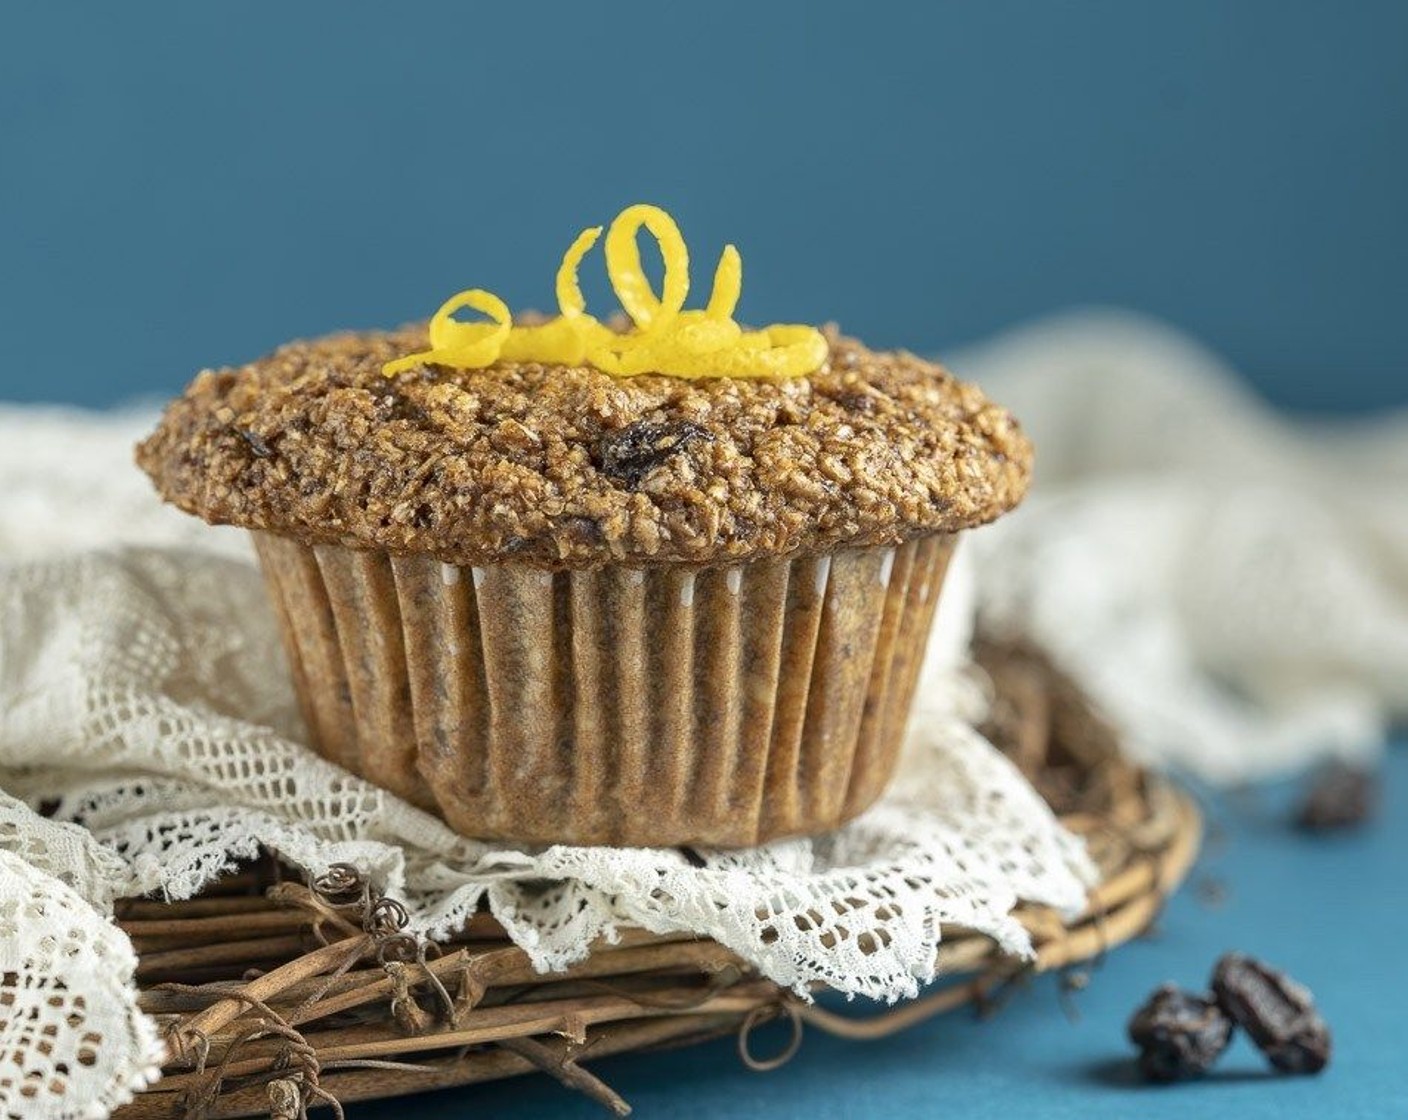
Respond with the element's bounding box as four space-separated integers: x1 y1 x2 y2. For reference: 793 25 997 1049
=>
251 533 955 847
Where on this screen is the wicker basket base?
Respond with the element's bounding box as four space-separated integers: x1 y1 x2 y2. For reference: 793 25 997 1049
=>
114 638 1199 1119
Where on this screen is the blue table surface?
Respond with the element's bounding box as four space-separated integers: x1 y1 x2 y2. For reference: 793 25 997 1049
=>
359 745 1407 1119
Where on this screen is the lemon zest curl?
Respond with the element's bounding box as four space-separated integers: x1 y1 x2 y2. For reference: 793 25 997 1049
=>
382 204 827 380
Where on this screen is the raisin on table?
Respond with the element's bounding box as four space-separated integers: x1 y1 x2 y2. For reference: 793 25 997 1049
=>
1127 984 1233 1082
1211 952 1332 1074
1294 761 1378 832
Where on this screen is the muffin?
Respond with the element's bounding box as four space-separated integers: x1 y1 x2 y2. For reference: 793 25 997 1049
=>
137 204 1031 847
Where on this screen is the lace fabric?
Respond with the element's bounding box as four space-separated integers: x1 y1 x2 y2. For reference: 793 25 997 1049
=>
0 848 163 1120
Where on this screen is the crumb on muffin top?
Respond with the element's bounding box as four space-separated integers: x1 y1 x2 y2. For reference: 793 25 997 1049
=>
136 326 1032 569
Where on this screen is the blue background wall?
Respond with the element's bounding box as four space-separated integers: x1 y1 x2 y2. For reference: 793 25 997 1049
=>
2 2 1404 412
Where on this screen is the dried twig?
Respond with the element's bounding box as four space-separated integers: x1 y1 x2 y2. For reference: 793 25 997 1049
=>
499 1036 632 1116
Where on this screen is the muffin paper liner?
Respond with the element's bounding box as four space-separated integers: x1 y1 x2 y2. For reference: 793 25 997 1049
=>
252 533 955 847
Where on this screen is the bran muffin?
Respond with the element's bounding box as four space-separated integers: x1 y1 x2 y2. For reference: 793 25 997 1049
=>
137 210 1031 847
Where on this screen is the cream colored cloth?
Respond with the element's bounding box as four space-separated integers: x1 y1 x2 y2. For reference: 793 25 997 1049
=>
956 311 1408 783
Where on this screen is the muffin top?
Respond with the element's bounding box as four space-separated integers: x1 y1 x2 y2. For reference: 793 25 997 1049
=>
137 326 1031 569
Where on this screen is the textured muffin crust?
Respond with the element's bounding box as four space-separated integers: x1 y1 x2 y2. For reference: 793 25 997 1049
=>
137 327 1032 568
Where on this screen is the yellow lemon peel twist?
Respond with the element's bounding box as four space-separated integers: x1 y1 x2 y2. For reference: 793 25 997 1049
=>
382 204 827 380
382 289 511 376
